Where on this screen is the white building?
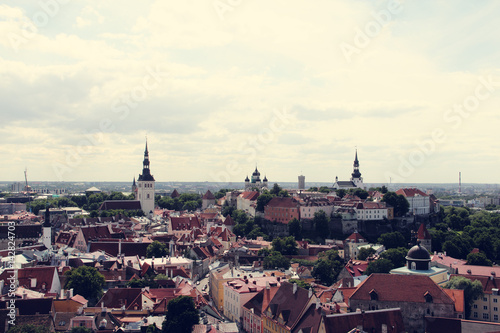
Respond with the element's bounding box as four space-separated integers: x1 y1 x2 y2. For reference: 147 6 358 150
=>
355 202 389 220
299 198 334 219
137 141 155 215
223 276 280 323
333 150 365 190
396 188 430 215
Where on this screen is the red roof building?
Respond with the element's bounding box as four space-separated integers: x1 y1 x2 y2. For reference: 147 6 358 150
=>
264 197 300 224
349 274 463 332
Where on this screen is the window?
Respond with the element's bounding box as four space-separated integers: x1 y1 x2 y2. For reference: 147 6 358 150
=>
474 304 478 309
474 312 478 318
495 315 499 321
484 297 488 302
484 306 488 310
495 298 498 303
495 307 498 312
483 313 489 320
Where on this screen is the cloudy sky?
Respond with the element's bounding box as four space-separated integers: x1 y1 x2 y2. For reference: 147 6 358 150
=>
1 1 499 184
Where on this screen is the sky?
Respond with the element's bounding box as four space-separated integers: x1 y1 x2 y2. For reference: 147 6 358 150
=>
1 0 499 184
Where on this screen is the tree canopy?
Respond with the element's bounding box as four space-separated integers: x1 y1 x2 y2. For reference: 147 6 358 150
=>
312 250 343 286
365 258 394 275
7 325 50 333
378 231 406 249
64 266 105 304
444 276 483 319
381 192 409 217
162 296 200 333
147 241 169 258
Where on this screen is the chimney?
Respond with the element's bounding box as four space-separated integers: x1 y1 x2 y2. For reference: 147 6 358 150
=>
266 281 270 290
30 278 37 288
316 298 320 309
69 288 74 298
308 287 313 298
293 283 297 294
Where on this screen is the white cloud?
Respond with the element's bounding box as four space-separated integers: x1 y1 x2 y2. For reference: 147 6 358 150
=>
0 1 499 183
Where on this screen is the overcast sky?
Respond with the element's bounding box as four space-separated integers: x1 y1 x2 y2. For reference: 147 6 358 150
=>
1 1 499 184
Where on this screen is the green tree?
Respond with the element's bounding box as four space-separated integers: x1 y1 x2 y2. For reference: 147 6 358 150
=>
378 232 406 249
318 186 331 193
7 325 50 333
256 191 274 212
182 200 199 212
288 218 302 240
70 328 93 333
64 266 105 304
357 247 376 260
313 250 344 286
288 279 311 289
270 183 282 196
263 251 290 270
352 188 369 200
162 296 200 333
466 252 492 266
336 189 347 199
365 258 394 275
382 192 409 217
271 237 298 255
313 210 330 240
444 276 484 319
379 247 407 268
147 241 169 258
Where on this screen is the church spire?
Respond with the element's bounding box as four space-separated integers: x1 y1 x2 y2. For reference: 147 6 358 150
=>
351 149 361 179
138 139 155 181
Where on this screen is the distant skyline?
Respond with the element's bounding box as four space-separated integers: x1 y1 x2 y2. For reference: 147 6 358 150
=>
1 1 499 184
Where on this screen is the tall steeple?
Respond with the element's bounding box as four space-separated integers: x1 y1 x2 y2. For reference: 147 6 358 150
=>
137 139 155 215
351 149 362 179
138 140 155 182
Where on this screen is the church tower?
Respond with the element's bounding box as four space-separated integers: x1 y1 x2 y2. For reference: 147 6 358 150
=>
350 149 364 189
42 205 52 250
137 140 155 215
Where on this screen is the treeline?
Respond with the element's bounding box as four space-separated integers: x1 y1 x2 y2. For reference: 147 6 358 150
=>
27 191 135 215
430 207 500 265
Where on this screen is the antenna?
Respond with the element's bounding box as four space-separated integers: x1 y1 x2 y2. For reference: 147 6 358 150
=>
459 172 462 194
24 167 32 212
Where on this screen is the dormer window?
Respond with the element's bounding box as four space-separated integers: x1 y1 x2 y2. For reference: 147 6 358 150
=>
369 289 378 301
424 292 433 303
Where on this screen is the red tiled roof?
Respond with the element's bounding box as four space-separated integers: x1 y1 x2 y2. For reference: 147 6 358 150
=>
350 274 454 305
396 188 428 197
202 190 215 200
99 200 142 211
0 267 56 293
266 197 299 208
417 223 431 240
223 215 235 226
263 281 314 330
344 232 365 243
170 216 201 230
80 225 112 241
322 308 405 333
240 191 260 201
443 288 465 313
